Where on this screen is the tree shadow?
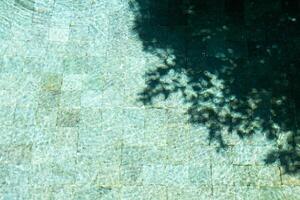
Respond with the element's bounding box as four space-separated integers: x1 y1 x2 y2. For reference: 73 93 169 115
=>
130 0 300 174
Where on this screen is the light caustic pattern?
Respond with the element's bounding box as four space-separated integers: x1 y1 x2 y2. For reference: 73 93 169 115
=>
0 0 299 199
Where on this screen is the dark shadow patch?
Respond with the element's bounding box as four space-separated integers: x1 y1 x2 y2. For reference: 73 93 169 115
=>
130 0 300 174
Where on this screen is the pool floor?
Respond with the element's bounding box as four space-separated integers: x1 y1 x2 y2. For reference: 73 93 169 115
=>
0 0 299 199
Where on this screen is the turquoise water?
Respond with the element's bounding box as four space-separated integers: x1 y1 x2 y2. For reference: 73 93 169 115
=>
0 0 299 199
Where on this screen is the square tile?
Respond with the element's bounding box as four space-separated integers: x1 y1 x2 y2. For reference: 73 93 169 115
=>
20 74 42 92
166 126 190 146
78 128 121 150
210 147 234 165
167 145 191 164
16 90 39 109
213 186 236 200
49 26 69 42
235 187 262 200
121 147 145 166
38 91 61 109
4 144 32 165
248 166 281 186
13 108 36 127
141 165 166 185
121 186 167 200
123 108 145 128
144 127 167 147
165 165 189 186
120 186 144 200
0 106 15 126
0 90 16 107
167 186 212 200
31 161 76 186
81 90 102 108
258 187 292 200
42 55 64 74
143 147 168 165
57 109 81 127
35 107 58 127
63 56 87 74
82 73 103 90
77 128 122 165
232 145 274 165
120 164 143 185
123 126 145 146
61 74 83 91
74 185 119 200
188 163 212 186
0 73 18 90
40 73 63 92
190 145 212 165
27 186 54 200
0 56 24 73
49 186 75 200
166 109 188 125
144 186 168 200
280 186 300 200
101 85 125 107
0 127 14 146
79 145 122 165
54 127 79 148
80 108 102 128
232 165 253 186
212 164 235 186
85 56 105 74
281 171 300 186
102 108 123 130
95 164 120 186
75 153 102 183
145 108 167 129
59 91 81 109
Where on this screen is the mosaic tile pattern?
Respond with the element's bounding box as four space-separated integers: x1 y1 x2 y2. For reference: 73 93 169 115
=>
0 0 299 199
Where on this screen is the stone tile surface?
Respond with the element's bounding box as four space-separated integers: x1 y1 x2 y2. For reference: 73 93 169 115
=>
0 0 298 199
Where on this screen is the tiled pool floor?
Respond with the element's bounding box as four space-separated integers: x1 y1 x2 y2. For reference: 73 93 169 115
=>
0 0 299 199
